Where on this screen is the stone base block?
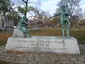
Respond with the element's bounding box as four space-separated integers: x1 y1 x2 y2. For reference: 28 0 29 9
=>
5 36 80 54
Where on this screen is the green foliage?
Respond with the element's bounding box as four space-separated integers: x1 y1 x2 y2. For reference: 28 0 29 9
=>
7 12 18 20
0 0 11 13
18 6 35 15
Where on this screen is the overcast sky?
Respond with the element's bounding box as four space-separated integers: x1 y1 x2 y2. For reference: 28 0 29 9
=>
11 0 85 16
41 0 85 15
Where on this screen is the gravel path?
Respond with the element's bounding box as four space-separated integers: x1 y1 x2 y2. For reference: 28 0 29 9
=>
0 44 85 64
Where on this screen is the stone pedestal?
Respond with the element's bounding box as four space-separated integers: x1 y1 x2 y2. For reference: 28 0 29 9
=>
5 36 80 54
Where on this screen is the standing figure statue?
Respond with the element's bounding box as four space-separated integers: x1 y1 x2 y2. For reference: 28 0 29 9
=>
55 5 71 38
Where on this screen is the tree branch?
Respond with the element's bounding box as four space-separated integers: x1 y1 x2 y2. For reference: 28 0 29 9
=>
22 0 27 3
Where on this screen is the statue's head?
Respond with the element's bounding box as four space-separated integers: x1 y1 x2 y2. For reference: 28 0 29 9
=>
60 5 68 11
61 5 68 9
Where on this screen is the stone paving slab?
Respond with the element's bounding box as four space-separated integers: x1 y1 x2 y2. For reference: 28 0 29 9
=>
0 44 85 64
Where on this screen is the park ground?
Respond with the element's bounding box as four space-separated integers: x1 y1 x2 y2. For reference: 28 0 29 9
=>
0 28 85 64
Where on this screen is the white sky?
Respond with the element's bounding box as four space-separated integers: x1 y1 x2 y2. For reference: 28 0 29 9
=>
41 0 60 15
41 0 85 15
12 0 85 16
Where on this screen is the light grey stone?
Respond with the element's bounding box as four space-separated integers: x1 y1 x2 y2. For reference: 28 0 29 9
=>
59 57 69 60
59 60 74 64
78 57 85 61
12 29 25 38
74 61 84 64
70 57 78 61
5 36 80 54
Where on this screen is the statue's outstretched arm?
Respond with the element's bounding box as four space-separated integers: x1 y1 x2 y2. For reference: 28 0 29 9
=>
54 13 61 16
49 13 61 19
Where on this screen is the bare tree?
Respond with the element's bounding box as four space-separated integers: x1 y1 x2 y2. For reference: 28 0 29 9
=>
58 0 81 16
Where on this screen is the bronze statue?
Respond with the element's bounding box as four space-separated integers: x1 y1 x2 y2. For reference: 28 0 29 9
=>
55 5 71 38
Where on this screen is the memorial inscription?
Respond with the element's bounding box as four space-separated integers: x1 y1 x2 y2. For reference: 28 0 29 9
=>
5 36 80 54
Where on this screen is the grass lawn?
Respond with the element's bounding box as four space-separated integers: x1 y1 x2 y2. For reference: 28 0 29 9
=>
30 28 85 44
0 28 85 46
